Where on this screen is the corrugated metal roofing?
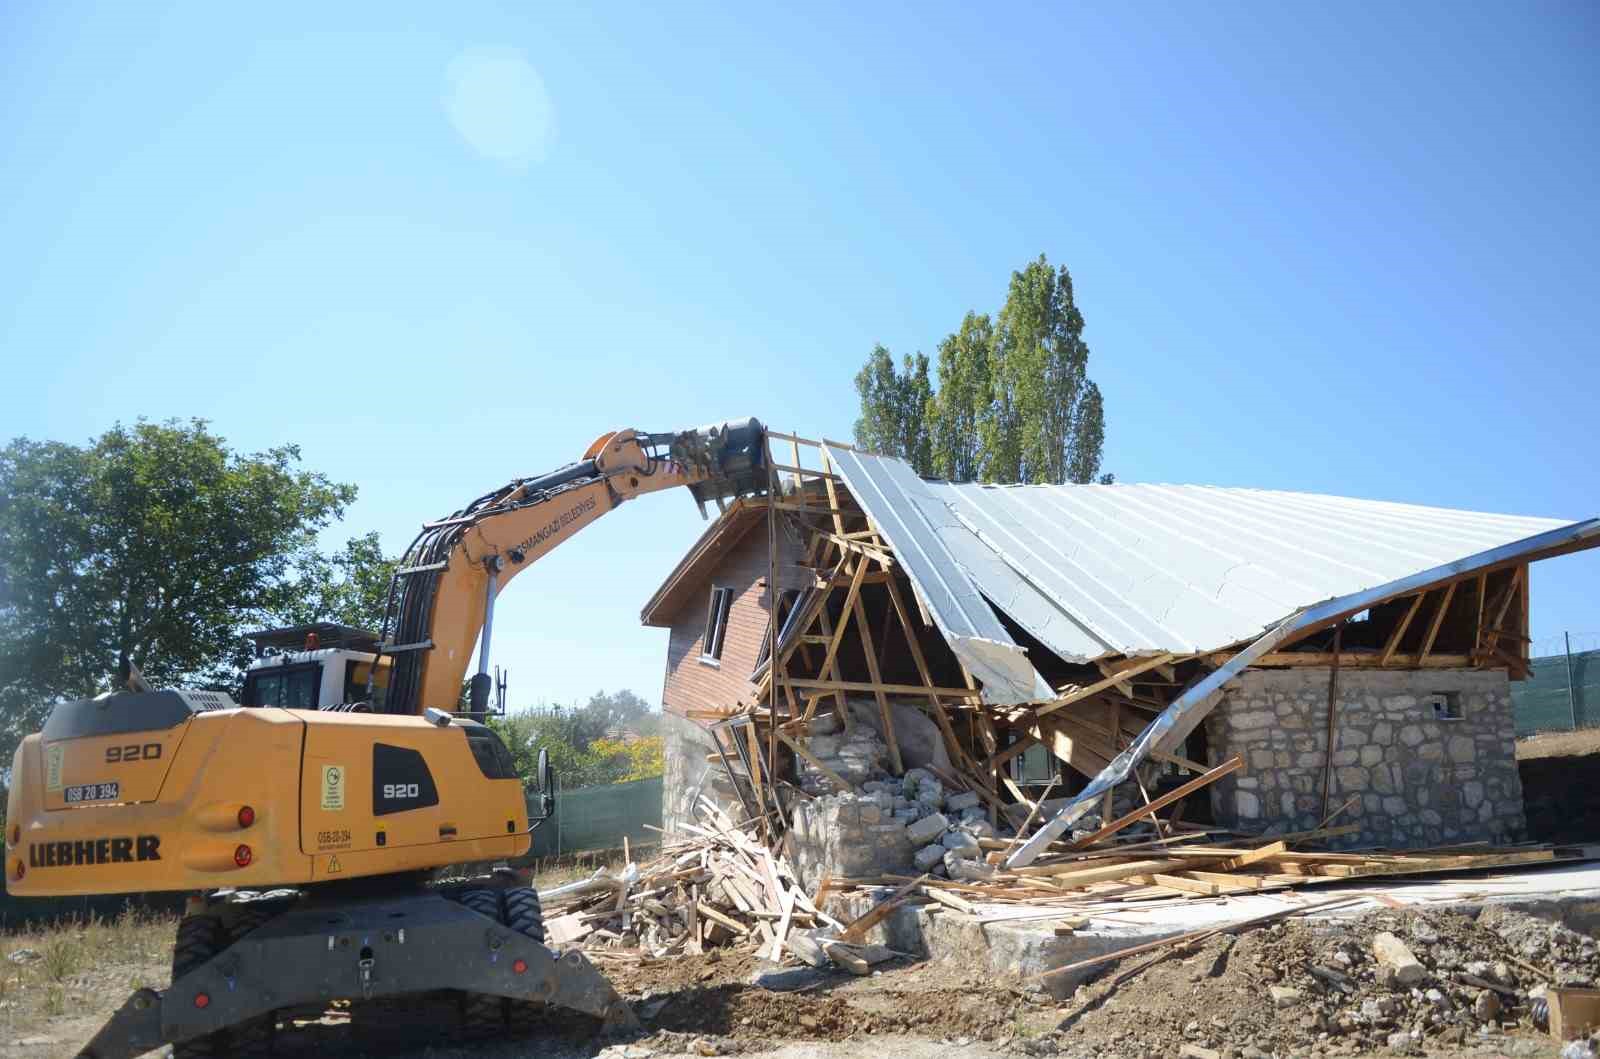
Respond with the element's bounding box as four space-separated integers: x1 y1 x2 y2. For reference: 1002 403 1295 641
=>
823 445 1056 705
827 449 1581 673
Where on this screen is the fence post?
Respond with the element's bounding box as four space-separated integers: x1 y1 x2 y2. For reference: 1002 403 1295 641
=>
1567 631 1579 730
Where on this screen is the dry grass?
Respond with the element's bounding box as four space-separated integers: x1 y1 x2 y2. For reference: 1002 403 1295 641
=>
526 845 653 889
1516 727 1600 761
0 905 176 1048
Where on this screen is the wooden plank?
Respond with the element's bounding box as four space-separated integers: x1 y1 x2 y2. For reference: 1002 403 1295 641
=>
1067 756 1245 849
920 886 977 916
766 882 797 962
837 874 929 944
1037 896 1366 981
1218 840 1289 869
1151 873 1222 895
1183 869 1265 891
1036 655 1177 717
1380 593 1425 666
1014 856 1202 884
695 902 751 935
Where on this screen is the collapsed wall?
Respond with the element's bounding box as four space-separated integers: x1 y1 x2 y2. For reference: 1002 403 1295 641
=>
1205 668 1527 849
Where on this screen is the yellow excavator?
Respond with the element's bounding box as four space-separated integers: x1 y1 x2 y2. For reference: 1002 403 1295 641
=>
4 418 767 1058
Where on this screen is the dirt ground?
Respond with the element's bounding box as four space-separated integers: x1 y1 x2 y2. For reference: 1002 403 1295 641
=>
1517 734 1600 845
3 898 1597 1059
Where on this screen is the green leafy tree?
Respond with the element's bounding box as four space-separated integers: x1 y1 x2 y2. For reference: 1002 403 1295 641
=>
1065 380 1105 486
488 689 662 790
860 254 1107 485
992 255 1092 484
280 531 398 631
852 345 935 475
0 420 356 760
928 312 992 483
852 344 903 458
581 688 660 737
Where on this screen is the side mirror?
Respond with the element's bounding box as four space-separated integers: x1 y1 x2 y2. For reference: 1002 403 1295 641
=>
537 747 555 820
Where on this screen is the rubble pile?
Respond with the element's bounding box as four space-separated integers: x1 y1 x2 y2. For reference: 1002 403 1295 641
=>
1029 905 1600 1059
536 799 830 957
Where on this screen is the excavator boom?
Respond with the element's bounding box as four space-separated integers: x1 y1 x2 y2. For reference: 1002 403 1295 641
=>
381 417 766 715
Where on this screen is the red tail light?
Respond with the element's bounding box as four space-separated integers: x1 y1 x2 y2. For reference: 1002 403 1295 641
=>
194 992 210 1009
237 806 255 829
233 844 252 868
512 958 528 974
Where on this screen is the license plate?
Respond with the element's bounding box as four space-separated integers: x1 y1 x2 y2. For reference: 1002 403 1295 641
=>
64 782 119 804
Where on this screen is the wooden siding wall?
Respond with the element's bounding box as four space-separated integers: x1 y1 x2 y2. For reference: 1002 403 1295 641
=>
659 521 804 717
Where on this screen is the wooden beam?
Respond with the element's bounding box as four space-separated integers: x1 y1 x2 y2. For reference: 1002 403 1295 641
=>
819 447 848 536
1036 654 1177 717
837 874 929 944
987 734 1039 772
776 729 852 793
1380 593 1425 666
815 557 869 683
785 678 984 699
1248 652 1472 669
852 590 905 774
1067 755 1244 849
1418 581 1456 661
882 574 975 773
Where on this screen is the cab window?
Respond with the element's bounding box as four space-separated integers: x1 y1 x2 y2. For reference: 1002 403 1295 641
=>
344 661 389 709
242 664 320 708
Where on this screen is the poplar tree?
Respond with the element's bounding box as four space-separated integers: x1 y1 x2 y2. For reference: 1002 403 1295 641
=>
928 313 992 483
853 254 1107 486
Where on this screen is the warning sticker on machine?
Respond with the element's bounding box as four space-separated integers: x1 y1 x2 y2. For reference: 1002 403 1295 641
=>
45 744 64 792
326 853 343 874
320 765 346 811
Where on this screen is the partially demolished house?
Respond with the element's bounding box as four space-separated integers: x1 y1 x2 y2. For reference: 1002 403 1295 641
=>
642 434 1599 888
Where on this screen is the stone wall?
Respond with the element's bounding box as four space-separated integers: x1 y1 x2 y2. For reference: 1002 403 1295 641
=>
661 710 744 837
1205 668 1526 849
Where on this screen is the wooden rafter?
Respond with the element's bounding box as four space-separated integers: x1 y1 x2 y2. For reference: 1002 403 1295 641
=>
1380 592 1425 666
883 573 978 774
1418 581 1457 661
850 591 904 774
1036 654 1176 717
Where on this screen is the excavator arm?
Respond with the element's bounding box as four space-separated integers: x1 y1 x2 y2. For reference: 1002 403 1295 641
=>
379 418 766 715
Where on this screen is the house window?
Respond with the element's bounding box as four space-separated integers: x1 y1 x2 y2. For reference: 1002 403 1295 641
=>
701 586 734 665
754 589 801 670
1010 743 1055 785
1427 691 1463 721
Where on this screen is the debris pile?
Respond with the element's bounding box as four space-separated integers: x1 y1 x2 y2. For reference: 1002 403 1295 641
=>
537 799 829 959
1029 905 1600 1059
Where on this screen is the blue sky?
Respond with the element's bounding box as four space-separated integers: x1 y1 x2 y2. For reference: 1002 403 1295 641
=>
3 2 1595 705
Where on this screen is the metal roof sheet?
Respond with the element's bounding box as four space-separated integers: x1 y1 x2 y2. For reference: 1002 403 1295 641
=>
828 449 1581 674
823 445 1056 705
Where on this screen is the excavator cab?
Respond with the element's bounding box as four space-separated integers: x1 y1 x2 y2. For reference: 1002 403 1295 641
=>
239 624 392 712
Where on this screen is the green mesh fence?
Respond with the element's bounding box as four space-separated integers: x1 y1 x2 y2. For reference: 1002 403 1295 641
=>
1512 648 1599 736
527 776 662 857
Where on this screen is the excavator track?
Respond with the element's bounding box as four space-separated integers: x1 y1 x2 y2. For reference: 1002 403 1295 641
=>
77 885 635 1058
